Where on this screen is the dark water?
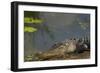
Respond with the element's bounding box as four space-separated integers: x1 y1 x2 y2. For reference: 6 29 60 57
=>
24 11 90 56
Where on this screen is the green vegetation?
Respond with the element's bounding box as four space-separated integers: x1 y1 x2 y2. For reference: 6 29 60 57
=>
24 17 43 24
24 11 56 61
24 26 38 32
25 55 33 61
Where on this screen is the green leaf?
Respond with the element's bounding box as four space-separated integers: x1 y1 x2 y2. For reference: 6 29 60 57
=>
24 17 43 24
24 26 38 32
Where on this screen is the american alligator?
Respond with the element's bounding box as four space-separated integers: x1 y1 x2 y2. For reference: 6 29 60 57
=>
35 37 90 61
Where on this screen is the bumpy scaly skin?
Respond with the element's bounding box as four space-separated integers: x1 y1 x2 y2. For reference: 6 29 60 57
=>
36 39 78 60
35 37 90 60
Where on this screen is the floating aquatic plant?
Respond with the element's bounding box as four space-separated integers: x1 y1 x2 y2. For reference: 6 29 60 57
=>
24 26 37 32
24 17 43 24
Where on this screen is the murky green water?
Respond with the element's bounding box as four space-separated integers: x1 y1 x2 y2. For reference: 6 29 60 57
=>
24 11 90 58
